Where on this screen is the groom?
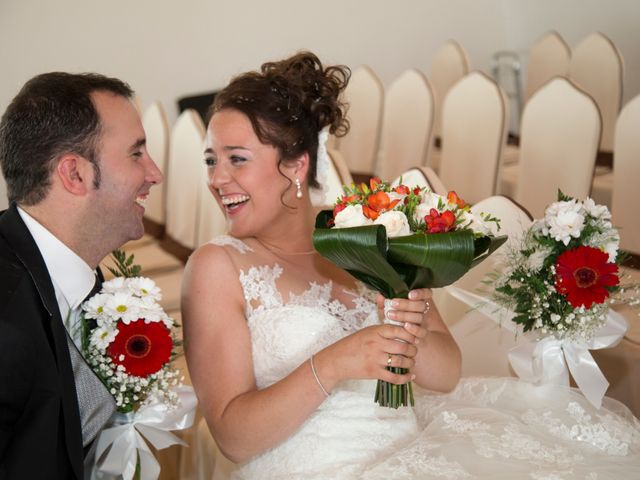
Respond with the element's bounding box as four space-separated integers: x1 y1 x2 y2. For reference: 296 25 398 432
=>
0 72 163 479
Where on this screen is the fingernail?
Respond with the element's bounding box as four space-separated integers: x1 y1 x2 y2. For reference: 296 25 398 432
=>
391 300 400 307
411 374 416 380
415 338 420 345
408 291 418 300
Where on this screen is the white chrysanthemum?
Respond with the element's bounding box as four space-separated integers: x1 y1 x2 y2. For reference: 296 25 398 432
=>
89 324 118 351
543 200 585 245
334 204 373 228
374 210 411 237
82 292 109 320
103 292 142 324
102 276 127 294
583 197 611 220
127 277 162 301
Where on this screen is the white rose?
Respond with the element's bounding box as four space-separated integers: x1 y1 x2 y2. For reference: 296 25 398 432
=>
460 210 494 236
334 204 373 228
413 191 443 223
374 211 411 238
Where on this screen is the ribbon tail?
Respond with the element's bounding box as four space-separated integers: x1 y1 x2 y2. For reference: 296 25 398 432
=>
563 344 609 409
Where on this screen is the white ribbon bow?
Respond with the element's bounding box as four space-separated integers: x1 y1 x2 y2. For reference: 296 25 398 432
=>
508 311 627 409
443 285 628 409
92 386 198 480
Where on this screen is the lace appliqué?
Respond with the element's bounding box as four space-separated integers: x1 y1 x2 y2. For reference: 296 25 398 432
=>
521 401 640 456
239 263 377 330
209 235 254 254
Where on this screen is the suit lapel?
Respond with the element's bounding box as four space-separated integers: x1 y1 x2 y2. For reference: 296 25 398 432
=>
0 204 84 480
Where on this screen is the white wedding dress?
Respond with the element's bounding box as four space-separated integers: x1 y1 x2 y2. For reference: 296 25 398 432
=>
211 236 640 479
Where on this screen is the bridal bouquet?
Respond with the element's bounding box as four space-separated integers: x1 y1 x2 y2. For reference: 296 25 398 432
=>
82 251 196 480
492 191 639 408
313 177 506 408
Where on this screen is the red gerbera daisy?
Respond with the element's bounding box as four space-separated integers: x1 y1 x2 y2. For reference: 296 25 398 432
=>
555 246 619 309
107 320 173 377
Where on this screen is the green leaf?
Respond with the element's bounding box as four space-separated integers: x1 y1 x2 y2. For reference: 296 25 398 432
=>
313 210 508 298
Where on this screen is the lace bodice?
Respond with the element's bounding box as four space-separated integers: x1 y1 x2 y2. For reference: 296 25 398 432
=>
240 262 378 389
207 236 640 480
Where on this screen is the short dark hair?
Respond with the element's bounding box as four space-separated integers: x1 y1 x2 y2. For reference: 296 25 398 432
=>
212 51 350 190
0 72 134 205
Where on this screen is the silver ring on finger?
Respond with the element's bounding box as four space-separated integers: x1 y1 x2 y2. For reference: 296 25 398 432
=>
387 353 393 366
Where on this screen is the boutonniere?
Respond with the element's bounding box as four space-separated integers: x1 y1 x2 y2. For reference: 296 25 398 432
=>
81 250 196 480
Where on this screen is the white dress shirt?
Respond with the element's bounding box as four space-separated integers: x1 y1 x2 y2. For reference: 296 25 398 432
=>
18 207 97 348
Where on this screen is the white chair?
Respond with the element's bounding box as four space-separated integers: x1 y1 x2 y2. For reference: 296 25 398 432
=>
392 166 447 196
311 148 353 208
165 109 206 250
376 69 434 180
501 32 571 167
433 195 533 377
431 40 471 144
142 101 170 228
569 32 623 154
196 169 227 247
438 72 509 205
333 66 384 177
591 94 640 253
499 77 601 218
524 31 571 103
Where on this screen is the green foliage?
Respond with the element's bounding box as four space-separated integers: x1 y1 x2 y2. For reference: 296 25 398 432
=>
107 249 142 278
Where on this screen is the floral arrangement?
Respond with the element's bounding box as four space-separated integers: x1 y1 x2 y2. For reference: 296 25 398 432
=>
82 251 182 412
492 191 638 342
313 178 506 408
81 251 195 480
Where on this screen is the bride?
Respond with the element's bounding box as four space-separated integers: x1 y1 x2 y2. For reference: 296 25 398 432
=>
182 52 640 479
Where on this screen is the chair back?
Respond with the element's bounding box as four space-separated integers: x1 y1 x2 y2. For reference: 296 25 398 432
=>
431 40 471 141
438 72 509 204
142 101 170 226
515 77 601 218
433 195 532 377
311 148 353 208
376 69 434 180
612 94 640 255
165 109 206 250
196 169 227 247
334 66 384 176
569 32 623 153
393 166 447 196
524 31 571 102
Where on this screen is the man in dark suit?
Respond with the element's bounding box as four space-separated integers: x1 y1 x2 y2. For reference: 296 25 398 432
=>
0 73 163 479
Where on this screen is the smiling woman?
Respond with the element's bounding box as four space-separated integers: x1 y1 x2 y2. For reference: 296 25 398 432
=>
180 52 640 480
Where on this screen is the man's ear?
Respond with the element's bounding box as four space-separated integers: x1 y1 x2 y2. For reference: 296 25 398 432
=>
56 154 93 195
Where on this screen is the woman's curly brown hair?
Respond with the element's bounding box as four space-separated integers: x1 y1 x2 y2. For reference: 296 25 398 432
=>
211 51 350 189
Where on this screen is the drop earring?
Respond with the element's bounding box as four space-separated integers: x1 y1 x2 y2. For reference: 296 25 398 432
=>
295 177 303 199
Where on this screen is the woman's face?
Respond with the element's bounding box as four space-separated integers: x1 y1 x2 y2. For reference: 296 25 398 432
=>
204 109 301 238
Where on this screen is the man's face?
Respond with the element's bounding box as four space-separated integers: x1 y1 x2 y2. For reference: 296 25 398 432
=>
88 91 163 247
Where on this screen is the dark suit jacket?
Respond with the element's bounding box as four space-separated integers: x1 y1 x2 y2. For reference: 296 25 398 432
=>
0 203 83 480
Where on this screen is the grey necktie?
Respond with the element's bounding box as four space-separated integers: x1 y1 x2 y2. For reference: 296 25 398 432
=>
67 274 116 448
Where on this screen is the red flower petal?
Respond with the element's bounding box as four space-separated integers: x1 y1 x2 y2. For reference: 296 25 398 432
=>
555 246 619 309
108 320 173 377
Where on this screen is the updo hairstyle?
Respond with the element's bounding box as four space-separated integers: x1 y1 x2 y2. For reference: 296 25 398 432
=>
212 51 350 189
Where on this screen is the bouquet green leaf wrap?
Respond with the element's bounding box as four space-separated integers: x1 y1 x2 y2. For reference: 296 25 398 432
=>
313 209 507 408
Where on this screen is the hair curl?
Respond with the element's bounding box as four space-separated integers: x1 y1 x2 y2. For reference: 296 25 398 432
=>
211 51 350 189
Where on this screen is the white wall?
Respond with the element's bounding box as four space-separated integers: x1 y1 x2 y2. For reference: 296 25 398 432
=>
1 0 639 210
